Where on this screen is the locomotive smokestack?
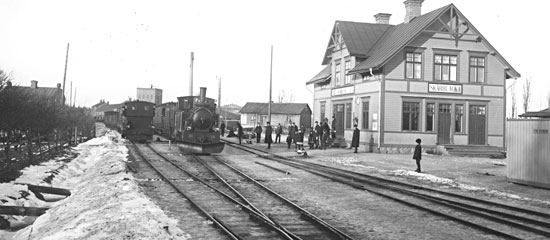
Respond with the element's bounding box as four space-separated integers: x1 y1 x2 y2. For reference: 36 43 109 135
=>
200 87 206 103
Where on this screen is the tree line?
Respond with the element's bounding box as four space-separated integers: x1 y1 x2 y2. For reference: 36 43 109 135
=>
0 69 95 163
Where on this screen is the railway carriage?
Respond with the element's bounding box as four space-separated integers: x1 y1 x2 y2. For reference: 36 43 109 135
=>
121 101 155 142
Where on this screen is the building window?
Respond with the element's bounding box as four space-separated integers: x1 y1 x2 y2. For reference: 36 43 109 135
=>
362 101 369 130
320 102 326 122
426 103 435 131
469 57 485 83
402 102 419 131
335 63 341 86
406 53 422 79
470 105 486 115
455 104 464 133
345 103 352 128
344 60 352 84
320 82 329 89
434 55 457 81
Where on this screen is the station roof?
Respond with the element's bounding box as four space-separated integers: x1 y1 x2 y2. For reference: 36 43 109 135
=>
240 102 311 115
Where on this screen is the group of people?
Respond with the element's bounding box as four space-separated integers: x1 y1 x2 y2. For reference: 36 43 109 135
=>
221 119 423 172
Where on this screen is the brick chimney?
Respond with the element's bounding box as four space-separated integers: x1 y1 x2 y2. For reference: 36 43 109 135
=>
404 0 424 23
30 80 38 88
374 13 392 24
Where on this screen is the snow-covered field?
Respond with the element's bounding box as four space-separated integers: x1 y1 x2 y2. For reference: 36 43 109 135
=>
0 129 189 240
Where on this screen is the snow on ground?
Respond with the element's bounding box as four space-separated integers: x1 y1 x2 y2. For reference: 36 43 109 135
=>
390 169 550 206
317 155 550 206
1 129 189 240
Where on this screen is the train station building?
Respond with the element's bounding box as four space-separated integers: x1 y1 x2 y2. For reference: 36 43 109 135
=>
306 1 520 151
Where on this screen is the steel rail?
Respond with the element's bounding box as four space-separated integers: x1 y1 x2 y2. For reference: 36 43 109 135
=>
292 161 550 229
298 160 550 219
213 155 356 240
192 155 302 240
144 144 295 240
223 140 533 240
130 143 241 240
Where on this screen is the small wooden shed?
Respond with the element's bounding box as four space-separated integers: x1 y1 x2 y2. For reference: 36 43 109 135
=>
506 114 550 189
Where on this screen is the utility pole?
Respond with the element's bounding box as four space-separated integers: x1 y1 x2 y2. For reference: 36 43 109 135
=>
62 43 70 105
218 76 222 125
268 45 273 124
70 81 72 107
189 52 194 96
73 88 77 107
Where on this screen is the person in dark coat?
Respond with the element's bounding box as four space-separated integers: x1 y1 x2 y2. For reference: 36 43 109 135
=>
321 129 328 150
275 123 283 143
220 122 226 137
286 134 292 149
314 121 322 149
288 122 295 146
237 123 244 145
331 115 336 139
264 122 273 149
413 138 422 172
254 123 262 143
351 124 360 153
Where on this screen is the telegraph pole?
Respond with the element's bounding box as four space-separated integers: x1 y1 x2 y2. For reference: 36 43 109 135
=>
268 45 273 123
189 52 194 96
62 43 70 105
218 76 222 126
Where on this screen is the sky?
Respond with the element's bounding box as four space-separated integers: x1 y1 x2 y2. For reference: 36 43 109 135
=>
0 0 548 112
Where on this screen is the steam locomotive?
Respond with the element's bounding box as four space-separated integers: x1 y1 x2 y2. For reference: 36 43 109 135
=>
173 87 224 154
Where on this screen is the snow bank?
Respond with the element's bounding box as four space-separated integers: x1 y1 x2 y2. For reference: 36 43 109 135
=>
2 130 189 240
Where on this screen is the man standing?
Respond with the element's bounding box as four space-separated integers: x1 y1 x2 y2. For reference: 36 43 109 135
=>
237 123 243 145
351 124 360 153
288 122 295 146
275 123 283 143
220 122 226 137
254 123 262 143
331 115 336 139
314 121 322 149
413 138 422 172
265 122 273 149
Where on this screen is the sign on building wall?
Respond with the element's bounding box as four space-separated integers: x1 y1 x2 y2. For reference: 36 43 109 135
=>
332 86 355 96
428 83 462 94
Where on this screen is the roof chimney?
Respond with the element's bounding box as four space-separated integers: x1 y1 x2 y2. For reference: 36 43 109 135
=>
404 0 424 23
30 80 38 88
374 13 392 24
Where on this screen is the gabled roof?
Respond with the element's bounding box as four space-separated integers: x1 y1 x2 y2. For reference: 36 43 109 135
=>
350 4 450 73
322 21 391 65
96 103 124 113
349 4 520 78
519 108 550 118
306 65 331 85
240 102 311 115
9 86 62 100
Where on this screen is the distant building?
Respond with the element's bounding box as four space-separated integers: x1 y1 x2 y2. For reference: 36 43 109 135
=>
239 102 311 128
519 108 550 118
222 104 242 114
6 80 64 106
307 1 520 150
91 100 109 117
94 103 123 121
137 87 162 105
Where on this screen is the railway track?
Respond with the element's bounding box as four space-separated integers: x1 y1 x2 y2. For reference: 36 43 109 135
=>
222 139 550 240
131 142 354 240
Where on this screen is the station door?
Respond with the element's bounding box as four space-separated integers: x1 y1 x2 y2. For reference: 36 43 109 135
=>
437 104 451 144
468 105 486 145
333 104 345 138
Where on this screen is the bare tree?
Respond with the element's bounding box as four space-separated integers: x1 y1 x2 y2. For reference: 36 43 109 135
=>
547 90 550 109
277 90 285 103
522 77 532 113
511 83 517 118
